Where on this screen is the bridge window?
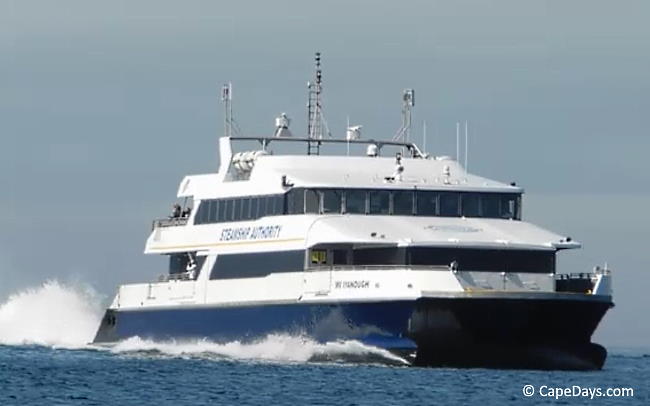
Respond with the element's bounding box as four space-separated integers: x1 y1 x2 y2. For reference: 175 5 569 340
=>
393 191 414 215
500 194 519 219
345 190 367 214
481 194 500 218
286 188 304 214
369 191 390 215
461 193 481 217
322 190 343 214
305 189 320 214
439 192 460 217
417 191 438 216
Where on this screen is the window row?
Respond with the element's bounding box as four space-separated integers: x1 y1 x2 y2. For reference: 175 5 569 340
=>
286 188 521 220
194 188 522 225
194 195 284 225
309 246 554 273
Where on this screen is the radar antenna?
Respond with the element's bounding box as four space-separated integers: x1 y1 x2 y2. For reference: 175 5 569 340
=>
221 82 242 137
306 52 331 154
392 89 415 142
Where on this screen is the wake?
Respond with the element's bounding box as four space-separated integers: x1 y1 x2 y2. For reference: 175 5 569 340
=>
107 335 410 366
0 281 409 366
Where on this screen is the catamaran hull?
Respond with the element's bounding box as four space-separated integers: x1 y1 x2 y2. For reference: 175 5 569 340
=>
94 295 612 370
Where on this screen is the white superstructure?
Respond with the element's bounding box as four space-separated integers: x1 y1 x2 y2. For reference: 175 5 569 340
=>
109 134 610 311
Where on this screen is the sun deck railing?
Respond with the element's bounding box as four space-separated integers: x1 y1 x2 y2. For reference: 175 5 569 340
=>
151 217 188 230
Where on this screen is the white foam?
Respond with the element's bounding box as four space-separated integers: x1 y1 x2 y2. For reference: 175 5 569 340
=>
108 334 410 365
0 280 104 348
0 281 408 365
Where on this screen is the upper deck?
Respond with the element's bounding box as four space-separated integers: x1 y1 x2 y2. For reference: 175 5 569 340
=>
176 136 522 201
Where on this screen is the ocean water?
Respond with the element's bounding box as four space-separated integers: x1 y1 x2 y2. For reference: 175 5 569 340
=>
0 281 647 405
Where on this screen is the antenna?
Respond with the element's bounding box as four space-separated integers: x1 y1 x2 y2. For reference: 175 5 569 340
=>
464 120 468 170
221 83 233 137
422 120 427 155
456 121 460 162
393 89 415 142
307 52 328 140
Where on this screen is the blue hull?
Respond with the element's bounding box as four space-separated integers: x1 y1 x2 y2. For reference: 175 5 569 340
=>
94 296 612 369
94 301 418 350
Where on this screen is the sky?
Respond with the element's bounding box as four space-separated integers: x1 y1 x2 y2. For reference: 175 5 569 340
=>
1 0 649 347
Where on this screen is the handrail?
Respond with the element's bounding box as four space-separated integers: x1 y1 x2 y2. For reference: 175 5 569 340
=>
556 272 599 280
230 136 425 158
152 217 188 230
306 265 449 272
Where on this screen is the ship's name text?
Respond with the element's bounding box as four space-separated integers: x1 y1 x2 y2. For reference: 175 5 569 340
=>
334 280 370 289
220 225 282 242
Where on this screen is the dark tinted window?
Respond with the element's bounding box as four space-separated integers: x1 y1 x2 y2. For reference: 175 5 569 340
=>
322 190 342 214
287 189 304 214
393 191 414 215
305 190 320 214
195 201 209 224
266 196 278 216
345 190 366 214
191 190 521 225
461 193 480 217
224 199 234 221
481 194 500 218
258 196 268 217
210 250 305 279
369 191 390 214
241 198 251 220
273 195 284 215
250 197 259 218
409 247 554 273
439 193 460 216
208 200 218 223
500 194 518 219
417 191 438 216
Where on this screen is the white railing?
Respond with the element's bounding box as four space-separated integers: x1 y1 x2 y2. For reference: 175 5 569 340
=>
151 217 188 230
305 265 449 272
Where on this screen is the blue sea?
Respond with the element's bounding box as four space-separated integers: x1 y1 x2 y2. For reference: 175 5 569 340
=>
0 282 647 405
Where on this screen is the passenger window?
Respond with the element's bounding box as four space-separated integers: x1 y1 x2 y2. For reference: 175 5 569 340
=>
241 198 251 220
333 249 348 265
275 195 284 215
224 199 234 221
417 191 438 216
322 190 342 214
439 193 460 216
266 196 278 216
208 200 218 223
250 198 259 219
195 201 208 224
461 193 480 217
305 190 320 214
369 191 390 214
393 191 414 215
345 190 367 214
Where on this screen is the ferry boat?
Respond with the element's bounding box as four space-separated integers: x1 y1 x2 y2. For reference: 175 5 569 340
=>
94 54 614 369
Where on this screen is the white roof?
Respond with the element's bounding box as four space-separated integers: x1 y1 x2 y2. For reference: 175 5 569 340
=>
250 155 520 192
304 216 578 251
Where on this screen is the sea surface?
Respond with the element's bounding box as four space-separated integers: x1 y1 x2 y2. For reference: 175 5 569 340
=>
0 281 647 405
